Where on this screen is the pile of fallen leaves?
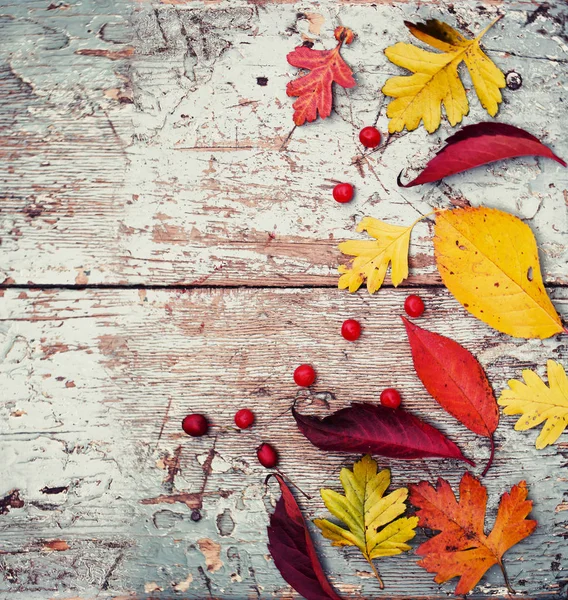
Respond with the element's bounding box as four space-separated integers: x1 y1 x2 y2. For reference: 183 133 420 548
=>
262 11 567 600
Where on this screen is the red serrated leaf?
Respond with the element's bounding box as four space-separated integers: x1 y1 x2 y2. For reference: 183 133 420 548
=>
398 122 566 187
267 474 342 600
409 472 536 595
402 317 499 475
286 28 356 126
292 402 473 465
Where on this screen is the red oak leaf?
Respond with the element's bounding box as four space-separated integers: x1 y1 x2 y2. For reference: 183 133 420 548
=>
399 122 566 187
267 473 342 600
409 472 536 595
286 27 356 126
292 401 473 465
402 317 499 475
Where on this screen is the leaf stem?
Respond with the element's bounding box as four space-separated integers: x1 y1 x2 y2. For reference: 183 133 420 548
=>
498 560 515 595
481 434 495 477
476 14 504 41
409 210 438 230
275 468 312 500
366 556 384 589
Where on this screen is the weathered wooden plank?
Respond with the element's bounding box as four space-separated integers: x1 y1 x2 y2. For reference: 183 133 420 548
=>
1 1 567 286
1 287 566 598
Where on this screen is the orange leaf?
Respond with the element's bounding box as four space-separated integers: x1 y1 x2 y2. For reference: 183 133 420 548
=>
409 472 536 595
286 27 356 126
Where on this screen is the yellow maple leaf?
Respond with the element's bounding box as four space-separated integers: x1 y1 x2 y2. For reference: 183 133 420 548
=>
338 217 414 294
314 455 418 589
382 18 505 133
498 360 568 449
434 207 563 339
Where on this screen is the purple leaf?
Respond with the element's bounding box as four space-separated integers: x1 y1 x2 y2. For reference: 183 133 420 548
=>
267 474 342 600
293 402 473 465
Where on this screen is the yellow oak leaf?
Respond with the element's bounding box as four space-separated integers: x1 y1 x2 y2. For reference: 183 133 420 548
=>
498 360 568 449
314 455 418 589
382 18 505 133
338 217 414 294
434 207 563 339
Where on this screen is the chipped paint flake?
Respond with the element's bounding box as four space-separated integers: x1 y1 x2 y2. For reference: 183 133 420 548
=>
197 538 223 573
144 581 162 593
172 573 193 592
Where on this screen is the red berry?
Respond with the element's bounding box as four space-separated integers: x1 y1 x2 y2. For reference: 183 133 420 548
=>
380 388 402 409
182 413 208 437
341 319 362 341
257 443 278 468
332 183 354 204
404 294 425 318
293 364 316 387
359 126 382 148
234 408 255 429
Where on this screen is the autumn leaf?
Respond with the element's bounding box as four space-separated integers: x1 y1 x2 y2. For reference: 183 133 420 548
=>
402 317 499 475
287 27 356 126
338 217 416 294
410 472 537 595
399 122 566 187
434 206 564 339
292 401 473 465
498 360 568 449
267 473 343 600
382 18 505 133
314 455 418 589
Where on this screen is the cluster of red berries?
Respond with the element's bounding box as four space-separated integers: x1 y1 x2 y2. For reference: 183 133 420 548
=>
181 409 279 468
182 293 425 468
294 295 426 410
181 408 256 438
332 126 382 204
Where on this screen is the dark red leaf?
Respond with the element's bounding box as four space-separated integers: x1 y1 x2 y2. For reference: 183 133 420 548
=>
398 122 566 187
402 317 499 475
267 474 342 600
292 402 473 465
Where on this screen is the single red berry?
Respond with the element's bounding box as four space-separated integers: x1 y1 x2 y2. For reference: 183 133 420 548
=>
293 364 316 387
234 408 255 429
359 126 381 148
341 319 362 341
332 183 354 204
380 388 402 409
257 443 278 468
182 413 208 437
404 294 425 318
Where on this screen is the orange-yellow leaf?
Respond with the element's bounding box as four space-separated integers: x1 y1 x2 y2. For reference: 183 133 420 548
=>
410 472 536 595
338 217 414 294
287 28 356 126
382 18 505 133
498 360 568 449
434 206 563 339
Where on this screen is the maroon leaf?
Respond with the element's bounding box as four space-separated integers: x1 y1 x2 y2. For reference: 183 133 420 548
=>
398 122 566 187
292 402 473 465
402 317 499 475
267 474 342 600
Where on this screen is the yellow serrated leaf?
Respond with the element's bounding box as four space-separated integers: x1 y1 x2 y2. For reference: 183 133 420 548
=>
314 455 418 589
498 360 568 449
434 207 563 339
382 18 505 133
338 217 414 294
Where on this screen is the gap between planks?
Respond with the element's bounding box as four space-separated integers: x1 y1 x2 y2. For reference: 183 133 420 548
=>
1 282 568 291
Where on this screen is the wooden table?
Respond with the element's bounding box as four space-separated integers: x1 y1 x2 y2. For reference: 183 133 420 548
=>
1 1 567 598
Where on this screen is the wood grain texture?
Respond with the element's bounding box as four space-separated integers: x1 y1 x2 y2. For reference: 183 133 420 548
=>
0 1 567 286
1 0 568 598
1 287 567 598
